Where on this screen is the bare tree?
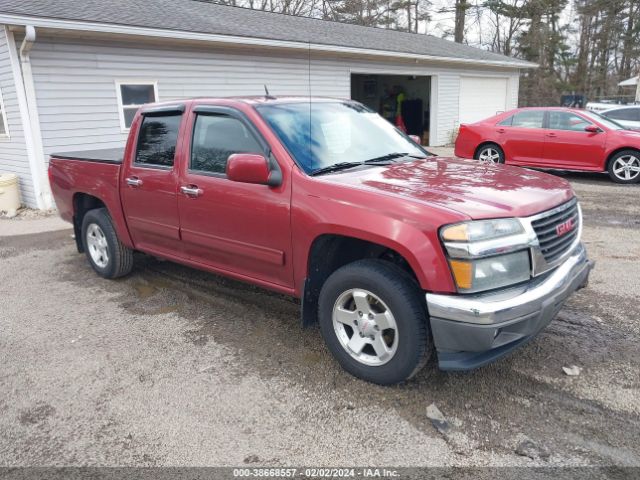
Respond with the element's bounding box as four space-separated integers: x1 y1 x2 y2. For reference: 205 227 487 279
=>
454 0 469 42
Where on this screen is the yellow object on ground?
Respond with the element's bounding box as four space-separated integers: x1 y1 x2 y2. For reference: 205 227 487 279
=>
0 173 21 217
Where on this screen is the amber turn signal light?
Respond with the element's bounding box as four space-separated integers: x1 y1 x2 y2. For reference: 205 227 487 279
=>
449 259 473 290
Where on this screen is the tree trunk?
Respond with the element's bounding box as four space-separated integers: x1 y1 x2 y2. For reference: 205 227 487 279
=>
454 0 467 43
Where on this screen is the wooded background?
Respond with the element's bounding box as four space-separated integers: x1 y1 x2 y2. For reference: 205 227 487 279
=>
201 0 640 106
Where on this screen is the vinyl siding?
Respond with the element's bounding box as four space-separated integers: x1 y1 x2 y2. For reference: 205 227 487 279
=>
508 75 520 109
0 26 35 207
28 35 521 166
30 38 329 156
436 73 461 145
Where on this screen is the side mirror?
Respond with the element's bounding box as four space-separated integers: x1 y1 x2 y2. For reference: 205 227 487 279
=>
227 153 280 186
584 125 600 133
409 134 422 145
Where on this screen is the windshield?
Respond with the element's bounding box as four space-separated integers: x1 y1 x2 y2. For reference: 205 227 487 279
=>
581 110 625 130
256 101 429 174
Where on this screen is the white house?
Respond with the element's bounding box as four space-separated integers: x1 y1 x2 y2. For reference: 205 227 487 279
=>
0 0 534 209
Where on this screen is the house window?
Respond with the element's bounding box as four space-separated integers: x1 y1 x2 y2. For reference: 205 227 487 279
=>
0 86 9 137
116 82 158 131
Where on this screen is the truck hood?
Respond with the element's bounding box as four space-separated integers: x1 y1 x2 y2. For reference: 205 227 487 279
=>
319 157 575 219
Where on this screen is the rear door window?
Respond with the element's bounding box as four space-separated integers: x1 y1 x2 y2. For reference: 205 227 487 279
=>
135 114 182 167
508 111 545 129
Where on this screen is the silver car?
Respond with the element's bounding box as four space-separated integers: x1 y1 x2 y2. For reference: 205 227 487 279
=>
601 105 640 130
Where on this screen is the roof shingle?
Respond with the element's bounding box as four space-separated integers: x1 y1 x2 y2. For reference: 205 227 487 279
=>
0 0 533 67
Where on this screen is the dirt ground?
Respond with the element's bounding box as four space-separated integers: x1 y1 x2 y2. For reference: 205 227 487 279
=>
0 170 638 469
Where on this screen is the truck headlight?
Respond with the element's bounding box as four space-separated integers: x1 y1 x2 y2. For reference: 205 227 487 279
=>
448 251 530 293
441 218 524 242
441 219 531 294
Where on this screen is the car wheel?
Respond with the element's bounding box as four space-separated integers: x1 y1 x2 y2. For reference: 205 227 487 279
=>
81 208 134 279
318 259 431 385
607 150 640 184
475 144 505 164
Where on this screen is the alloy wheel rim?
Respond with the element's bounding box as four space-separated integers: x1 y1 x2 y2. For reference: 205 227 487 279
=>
86 223 109 268
613 155 640 181
478 148 501 163
332 288 398 366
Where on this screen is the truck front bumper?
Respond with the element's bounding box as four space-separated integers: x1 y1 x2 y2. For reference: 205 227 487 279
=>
426 243 593 371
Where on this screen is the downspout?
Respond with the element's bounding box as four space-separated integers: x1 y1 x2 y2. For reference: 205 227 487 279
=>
18 25 52 209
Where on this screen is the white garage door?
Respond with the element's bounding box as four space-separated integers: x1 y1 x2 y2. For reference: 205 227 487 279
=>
459 77 508 124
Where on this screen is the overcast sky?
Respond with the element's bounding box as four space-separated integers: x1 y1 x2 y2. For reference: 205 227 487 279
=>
423 0 576 49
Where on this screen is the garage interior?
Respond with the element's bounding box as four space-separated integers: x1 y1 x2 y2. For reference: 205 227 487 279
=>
351 74 432 145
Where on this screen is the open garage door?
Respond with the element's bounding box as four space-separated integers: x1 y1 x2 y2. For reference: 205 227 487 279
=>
459 77 508 124
351 74 431 145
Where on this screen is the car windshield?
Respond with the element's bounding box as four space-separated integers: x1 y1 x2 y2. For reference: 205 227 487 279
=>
256 101 429 174
581 110 625 130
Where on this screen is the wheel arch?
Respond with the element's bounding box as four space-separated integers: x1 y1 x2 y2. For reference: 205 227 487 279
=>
474 141 504 159
72 192 133 252
72 193 107 252
301 233 425 327
605 147 640 171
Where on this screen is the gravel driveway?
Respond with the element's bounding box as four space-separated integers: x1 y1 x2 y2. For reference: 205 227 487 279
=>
0 170 638 469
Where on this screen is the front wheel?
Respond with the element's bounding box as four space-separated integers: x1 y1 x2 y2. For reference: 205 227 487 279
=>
318 260 431 385
607 150 640 184
81 208 134 279
474 143 505 164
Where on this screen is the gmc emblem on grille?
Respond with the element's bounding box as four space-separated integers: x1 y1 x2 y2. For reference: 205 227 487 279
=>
556 218 575 236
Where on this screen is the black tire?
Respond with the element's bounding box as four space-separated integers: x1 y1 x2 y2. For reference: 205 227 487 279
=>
81 208 134 279
474 143 505 164
318 259 431 385
607 149 640 184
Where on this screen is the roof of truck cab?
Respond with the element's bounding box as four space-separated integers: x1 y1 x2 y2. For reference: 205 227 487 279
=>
230 96 355 105
140 97 355 110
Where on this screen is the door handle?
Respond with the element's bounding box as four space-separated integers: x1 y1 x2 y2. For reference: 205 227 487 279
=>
126 177 142 187
180 185 203 197
497 128 506 133
546 133 557 138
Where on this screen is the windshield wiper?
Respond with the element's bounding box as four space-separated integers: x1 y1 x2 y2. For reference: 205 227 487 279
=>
363 152 428 164
310 153 428 176
363 152 408 164
310 162 364 176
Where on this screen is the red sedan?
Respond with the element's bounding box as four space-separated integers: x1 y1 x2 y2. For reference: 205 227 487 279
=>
454 107 640 184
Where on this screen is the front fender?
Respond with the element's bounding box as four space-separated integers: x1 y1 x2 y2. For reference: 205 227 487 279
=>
291 182 462 296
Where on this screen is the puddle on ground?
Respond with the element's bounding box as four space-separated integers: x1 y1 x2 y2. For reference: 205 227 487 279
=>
133 282 157 299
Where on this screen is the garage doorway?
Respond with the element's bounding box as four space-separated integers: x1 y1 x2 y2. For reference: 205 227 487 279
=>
351 74 432 146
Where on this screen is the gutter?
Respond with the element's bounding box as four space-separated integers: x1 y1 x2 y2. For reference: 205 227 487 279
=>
0 13 537 69
4 25 52 210
19 26 52 209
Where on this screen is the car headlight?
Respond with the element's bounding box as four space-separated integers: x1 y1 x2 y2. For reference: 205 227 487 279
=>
441 219 531 293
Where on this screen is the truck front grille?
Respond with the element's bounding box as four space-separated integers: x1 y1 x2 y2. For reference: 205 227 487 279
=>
531 198 580 263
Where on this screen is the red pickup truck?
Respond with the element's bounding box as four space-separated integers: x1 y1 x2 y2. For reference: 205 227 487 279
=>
49 97 593 385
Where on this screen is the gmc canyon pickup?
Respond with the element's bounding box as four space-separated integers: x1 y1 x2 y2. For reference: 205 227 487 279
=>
49 97 593 385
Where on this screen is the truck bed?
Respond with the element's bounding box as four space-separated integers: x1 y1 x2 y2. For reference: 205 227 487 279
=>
48 148 130 246
51 147 124 164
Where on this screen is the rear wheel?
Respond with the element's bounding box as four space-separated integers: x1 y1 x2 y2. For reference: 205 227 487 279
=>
318 259 431 385
607 150 640 184
81 208 134 279
475 143 505 164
